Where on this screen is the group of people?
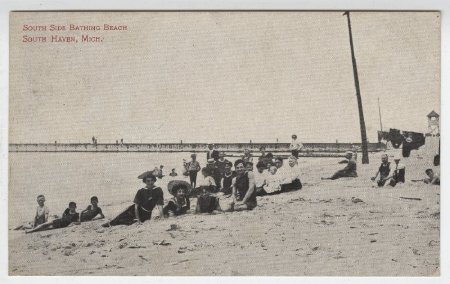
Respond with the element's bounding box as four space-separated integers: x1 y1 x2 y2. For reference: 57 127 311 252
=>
19 134 439 233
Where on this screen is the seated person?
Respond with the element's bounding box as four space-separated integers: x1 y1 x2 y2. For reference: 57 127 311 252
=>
220 161 236 195
261 166 282 195
384 156 406 187
26 201 80 233
169 168 178 177
254 161 268 196
191 167 218 196
14 195 50 230
232 159 257 211
80 196 105 222
102 173 164 227
164 181 191 216
280 155 303 192
370 153 391 186
322 151 357 180
424 169 440 185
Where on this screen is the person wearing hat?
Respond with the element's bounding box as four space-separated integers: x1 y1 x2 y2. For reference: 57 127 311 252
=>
206 144 220 161
206 158 222 187
185 154 201 188
102 173 164 227
163 181 191 217
322 151 357 180
289 134 303 158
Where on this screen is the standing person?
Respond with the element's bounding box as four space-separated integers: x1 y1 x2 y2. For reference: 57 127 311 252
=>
102 173 164 227
242 149 253 163
232 159 257 211
206 144 219 161
220 161 236 195
185 154 201 188
280 155 303 191
322 152 357 180
289 134 303 158
371 153 392 187
216 152 230 177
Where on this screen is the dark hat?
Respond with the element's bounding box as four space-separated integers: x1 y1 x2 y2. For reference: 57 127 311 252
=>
167 180 192 196
137 171 157 181
292 134 297 139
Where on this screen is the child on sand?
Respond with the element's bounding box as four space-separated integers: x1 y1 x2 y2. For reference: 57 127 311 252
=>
80 196 105 222
14 195 50 230
26 202 80 233
164 181 191 217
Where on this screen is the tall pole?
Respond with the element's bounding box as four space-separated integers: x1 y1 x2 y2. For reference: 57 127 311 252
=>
378 97 383 132
343 11 369 164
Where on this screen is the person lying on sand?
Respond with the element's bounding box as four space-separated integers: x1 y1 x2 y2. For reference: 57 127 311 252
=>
26 202 80 234
80 196 105 222
371 153 392 187
14 194 50 230
424 169 440 185
322 151 357 180
164 181 191 217
102 173 164 227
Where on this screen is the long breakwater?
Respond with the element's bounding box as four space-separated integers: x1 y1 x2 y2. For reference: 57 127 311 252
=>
9 142 386 157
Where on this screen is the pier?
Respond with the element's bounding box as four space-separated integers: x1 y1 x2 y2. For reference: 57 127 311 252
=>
9 142 386 157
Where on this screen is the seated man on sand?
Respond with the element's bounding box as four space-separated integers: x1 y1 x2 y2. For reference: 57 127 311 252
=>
322 151 357 180
371 153 392 187
232 159 257 211
382 155 406 187
424 169 440 185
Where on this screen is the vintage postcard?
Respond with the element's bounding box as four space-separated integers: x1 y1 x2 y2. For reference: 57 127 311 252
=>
8 11 440 276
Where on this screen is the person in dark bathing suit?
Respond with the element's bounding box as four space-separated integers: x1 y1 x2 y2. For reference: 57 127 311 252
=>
371 153 392 187
26 202 80 233
80 196 105 222
232 159 257 211
163 184 190 217
102 173 164 227
321 152 357 180
220 161 236 195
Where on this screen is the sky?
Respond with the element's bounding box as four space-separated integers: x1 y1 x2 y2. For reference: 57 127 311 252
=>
9 12 440 143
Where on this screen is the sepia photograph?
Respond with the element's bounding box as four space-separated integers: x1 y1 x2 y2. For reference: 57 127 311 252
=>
8 11 440 276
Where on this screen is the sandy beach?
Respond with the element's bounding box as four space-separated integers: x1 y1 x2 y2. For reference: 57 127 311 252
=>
8 145 440 276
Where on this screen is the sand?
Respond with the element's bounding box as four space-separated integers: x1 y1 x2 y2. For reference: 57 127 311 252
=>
8 147 440 276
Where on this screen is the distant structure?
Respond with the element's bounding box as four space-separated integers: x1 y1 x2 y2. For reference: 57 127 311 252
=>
427 110 440 136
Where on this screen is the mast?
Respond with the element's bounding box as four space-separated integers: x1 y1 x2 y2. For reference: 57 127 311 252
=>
378 97 383 132
343 11 369 164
